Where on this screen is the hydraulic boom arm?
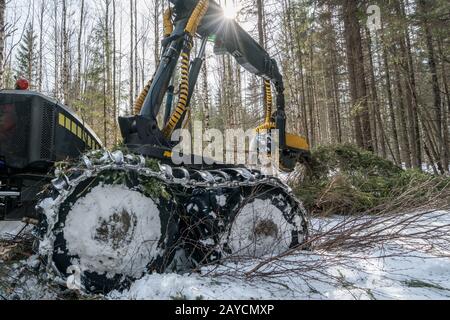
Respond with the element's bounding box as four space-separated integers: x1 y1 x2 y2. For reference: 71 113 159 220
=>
119 0 310 171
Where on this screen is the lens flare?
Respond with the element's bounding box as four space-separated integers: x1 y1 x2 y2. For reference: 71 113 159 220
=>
222 3 237 19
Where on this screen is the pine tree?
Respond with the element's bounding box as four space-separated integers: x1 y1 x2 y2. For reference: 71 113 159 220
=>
15 23 38 88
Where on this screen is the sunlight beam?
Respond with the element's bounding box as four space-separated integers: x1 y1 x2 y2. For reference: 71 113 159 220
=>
222 2 237 20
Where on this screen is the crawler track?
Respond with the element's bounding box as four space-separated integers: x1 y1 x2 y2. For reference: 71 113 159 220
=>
36 150 309 293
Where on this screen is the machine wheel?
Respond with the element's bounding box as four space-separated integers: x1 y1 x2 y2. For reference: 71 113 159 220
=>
224 187 308 259
45 171 179 294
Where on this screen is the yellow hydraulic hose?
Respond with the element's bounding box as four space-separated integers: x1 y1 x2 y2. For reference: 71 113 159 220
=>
264 80 274 125
163 8 173 37
162 48 192 137
185 0 209 36
256 80 276 132
163 0 209 138
133 79 153 115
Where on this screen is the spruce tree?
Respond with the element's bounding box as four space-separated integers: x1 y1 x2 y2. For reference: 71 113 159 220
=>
15 23 38 88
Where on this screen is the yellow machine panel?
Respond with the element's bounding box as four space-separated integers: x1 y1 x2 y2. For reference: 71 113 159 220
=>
285 133 310 152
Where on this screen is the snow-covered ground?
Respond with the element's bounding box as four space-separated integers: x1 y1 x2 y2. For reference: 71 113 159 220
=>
108 251 450 300
1 211 450 300
108 211 450 300
0 221 26 236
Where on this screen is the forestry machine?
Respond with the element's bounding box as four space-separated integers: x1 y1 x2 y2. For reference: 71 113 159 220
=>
2 0 311 293
0 80 102 221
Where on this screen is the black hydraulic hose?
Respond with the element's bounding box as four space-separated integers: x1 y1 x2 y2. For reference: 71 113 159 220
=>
164 85 175 126
173 37 208 132
139 20 187 120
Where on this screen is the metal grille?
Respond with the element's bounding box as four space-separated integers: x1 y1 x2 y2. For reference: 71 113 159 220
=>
40 103 55 159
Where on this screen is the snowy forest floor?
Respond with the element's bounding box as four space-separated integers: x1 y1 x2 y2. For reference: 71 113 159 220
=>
1 210 450 300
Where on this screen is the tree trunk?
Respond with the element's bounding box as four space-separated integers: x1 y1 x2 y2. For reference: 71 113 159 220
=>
395 1 421 169
437 36 450 172
38 1 45 91
134 0 138 98
323 7 341 144
0 0 5 87
154 0 160 66
62 0 70 104
118 1 123 129
256 0 268 121
342 0 372 151
290 0 309 141
53 1 59 98
418 0 446 172
76 0 85 101
366 27 386 158
129 0 134 114
393 50 412 168
202 59 210 130
112 0 117 144
104 0 111 147
381 28 401 164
